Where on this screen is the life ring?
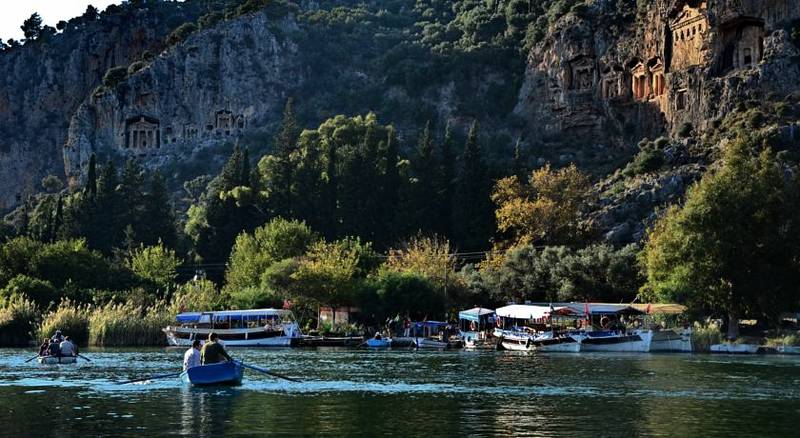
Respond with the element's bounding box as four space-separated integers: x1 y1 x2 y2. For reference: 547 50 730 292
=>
470 321 477 331
600 316 610 329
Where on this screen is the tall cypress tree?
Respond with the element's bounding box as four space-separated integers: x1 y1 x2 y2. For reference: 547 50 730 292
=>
410 120 437 233
85 153 97 197
512 136 526 180
323 139 338 239
273 98 299 217
436 122 456 239
142 170 176 248
381 127 402 240
453 121 493 251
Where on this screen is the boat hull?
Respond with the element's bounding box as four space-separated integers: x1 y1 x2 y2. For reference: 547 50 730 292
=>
500 335 581 352
649 330 693 352
366 338 392 348
165 331 295 347
710 343 760 354
413 338 450 349
579 330 652 353
181 361 244 386
37 356 77 365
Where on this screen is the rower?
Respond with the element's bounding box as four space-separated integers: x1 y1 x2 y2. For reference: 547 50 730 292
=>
59 336 76 357
38 338 50 356
200 333 232 365
183 340 202 371
51 330 64 343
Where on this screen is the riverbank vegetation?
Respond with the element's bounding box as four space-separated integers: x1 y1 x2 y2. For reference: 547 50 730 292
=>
2 102 800 346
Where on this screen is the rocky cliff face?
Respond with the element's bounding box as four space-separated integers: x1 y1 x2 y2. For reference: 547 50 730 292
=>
516 0 800 143
0 5 199 210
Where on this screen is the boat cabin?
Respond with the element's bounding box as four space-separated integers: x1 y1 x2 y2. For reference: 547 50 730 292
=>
411 321 451 339
458 307 496 342
494 304 580 338
175 309 295 330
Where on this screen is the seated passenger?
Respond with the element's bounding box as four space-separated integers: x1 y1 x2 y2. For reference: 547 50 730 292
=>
38 338 50 356
200 333 232 365
47 340 60 357
183 340 202 371
59 336 76 357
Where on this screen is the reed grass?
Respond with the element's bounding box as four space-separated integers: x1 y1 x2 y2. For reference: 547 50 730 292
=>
88 299 172 347
0 294 40 347
765 334 800 348
691 321 722 352
37 299 90 346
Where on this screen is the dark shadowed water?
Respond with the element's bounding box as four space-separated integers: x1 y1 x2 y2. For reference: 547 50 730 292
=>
1 347 799 436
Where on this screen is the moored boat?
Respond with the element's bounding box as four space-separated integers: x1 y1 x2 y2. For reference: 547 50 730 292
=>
163 308 303 347
366 338 392 348
180 361 244 386
578 329 653 353
494 305 582 353
458 307 496 349
411 321 454 349
37 356 78 365
710 343 760 354
649 328 693 352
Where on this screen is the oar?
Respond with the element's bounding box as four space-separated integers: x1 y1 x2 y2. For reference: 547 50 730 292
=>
24 355 39 363
77 354 91 362
237 362 301 383
118 371 183 385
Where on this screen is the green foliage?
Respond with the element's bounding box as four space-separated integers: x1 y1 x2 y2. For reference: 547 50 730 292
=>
127 60 148 75
479 243 641 305
0 275 56 309
102 66 128 88
166 22 197 47
128 242 181 293
198 11 224 29
641 135 800 338
171 279 227 313
367 270 446 321
224 217 317 295
0 294 39 347
453 121 493 251
623 139 666 176
21 13 43 41
691 321 722 352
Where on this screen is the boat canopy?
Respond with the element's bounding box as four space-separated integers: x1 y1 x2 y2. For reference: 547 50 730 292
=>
527 302 648 316
631 303 687 315
458 307 495 322
495 305 575 320
413 321 448 328
175 308 293 323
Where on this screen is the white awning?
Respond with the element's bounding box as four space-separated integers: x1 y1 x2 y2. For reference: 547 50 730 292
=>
495 305 574 320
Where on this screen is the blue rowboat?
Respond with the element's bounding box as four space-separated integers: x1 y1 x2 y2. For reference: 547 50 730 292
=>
366 338 392 348
180 361 244 386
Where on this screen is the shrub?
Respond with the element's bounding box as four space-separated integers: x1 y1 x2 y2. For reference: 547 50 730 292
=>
38 300 90 346
170 279 227 314
623 140 664 176
127 60 147 75
198 11 224 29
0 275 56 308
102 66 128 87
166 22 197 47
0 295 39 347
129 242 181 293
677 122 693 138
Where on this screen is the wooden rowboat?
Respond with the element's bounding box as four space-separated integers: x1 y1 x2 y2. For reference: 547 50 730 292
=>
37 356 77 365
180 361 244 386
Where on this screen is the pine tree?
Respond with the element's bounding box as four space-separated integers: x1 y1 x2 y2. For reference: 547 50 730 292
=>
323 139 338 239
410 121 438 233
119 159 146 241
381 127 402 239
142 170 177 248
91 161 122 253
241 147 251 188
453 121 493 251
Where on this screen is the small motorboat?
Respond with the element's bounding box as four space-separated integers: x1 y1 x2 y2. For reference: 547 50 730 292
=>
366 338 392 348
37 356 77 365
181 361 244 386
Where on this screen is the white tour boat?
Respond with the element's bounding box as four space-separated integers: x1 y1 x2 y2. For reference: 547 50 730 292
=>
494 304 582 353
458 307 496 349
563 303 653 353
163 308 303 347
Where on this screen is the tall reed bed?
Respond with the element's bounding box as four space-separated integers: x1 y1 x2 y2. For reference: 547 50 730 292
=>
37 299 90 346
0 295 40 346
691 321 722 352
88 300 172 347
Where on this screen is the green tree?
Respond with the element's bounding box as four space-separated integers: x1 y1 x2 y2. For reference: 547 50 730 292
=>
453 121 493 251
21 13 43 42
435 123 456 238
128 241 181 293
641 136 800 338
409 120 438 232
271 98 300 218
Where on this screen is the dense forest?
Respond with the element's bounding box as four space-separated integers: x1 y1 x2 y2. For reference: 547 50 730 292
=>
2 0 800 345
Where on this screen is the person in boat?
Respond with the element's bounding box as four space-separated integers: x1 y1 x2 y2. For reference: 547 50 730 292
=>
59 336 76 357
51 330 64 343
38 338 50 356
200 333 232 365
183 340 202 371
373 332 382 341
47 339 61 357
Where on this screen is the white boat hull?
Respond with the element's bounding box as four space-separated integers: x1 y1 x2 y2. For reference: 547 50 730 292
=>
165 334 294 347
777 346 800 354
37 356 77 365
414 338 450 349
500 334 581 352
579 330 653 353
710 343 760 354
650 330 693 352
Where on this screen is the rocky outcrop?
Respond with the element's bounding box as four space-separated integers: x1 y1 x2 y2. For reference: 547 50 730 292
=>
64 12 303 187
0 6 198 210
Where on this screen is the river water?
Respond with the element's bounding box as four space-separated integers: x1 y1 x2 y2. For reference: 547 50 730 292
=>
1 347 798 436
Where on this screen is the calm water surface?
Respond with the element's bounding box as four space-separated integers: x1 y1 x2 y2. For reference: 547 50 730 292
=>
1 347 799 436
